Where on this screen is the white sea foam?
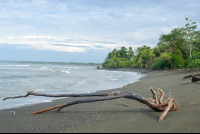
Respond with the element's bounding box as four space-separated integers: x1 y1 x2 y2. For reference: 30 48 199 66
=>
63 67 79 69
0 99 53 110
41 67 48 69
34 89 46 92
41 67 52 71
78 81 87 84
0 65 30 67
110 79 118 81
61 70 70 74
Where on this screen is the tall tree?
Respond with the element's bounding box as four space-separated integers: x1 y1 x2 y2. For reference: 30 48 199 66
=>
158 27 186 68
120 46 128 60
144 48 155 68
127 46 134 60
193 30 200 50
183 17 197 57
110 48 117 60
158 27 185 54
136 46 148 68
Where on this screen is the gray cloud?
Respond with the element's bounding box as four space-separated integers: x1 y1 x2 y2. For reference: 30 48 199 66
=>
52 44 90 48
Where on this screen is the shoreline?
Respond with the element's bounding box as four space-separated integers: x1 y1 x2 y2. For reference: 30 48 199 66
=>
0 67 145 112
0 68 200 132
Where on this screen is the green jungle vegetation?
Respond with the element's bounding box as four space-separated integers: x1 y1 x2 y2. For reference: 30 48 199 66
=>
102 17 200 70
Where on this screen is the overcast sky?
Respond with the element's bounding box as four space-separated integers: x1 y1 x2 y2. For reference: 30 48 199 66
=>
0 0 200 63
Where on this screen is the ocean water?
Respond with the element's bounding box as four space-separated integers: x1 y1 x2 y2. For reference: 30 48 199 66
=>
0 61 145 111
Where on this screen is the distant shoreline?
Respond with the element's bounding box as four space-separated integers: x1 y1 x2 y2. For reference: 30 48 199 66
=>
0 60 103 66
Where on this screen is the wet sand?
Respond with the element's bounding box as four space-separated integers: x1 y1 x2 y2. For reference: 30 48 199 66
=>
0 68 200 133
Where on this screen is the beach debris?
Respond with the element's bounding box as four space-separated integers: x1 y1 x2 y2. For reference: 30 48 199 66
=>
9 111 16 115
117 99 132 107
183 73 200 82
165 67 169 73
3 88 181 122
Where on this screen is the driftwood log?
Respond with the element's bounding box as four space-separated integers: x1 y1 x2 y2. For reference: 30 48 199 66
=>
3 88 181 122
183 74 200 82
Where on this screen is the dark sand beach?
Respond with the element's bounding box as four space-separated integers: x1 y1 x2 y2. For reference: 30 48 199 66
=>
0 68 200 133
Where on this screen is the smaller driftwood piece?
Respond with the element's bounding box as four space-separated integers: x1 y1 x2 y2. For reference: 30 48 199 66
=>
183 73 200 82
3 88 181 122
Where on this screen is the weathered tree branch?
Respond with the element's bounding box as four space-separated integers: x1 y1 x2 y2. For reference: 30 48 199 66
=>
149 88 158 104
117 100 132 107
183 74 200 79
3 88 180 122
183 74 200 82
3 91 119 101
158 98 173 122
191 76 200 82
158 88 164 104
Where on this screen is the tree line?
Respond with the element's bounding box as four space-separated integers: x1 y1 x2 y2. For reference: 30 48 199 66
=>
102 17 200 69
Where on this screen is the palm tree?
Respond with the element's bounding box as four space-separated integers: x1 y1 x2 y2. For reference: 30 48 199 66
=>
127 46 134 60
136 47 145 68
120 46 128 60
110 48 117 61
144 48 155 68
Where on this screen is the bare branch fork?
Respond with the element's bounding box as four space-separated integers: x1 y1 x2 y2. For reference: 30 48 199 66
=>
3 88 181 122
